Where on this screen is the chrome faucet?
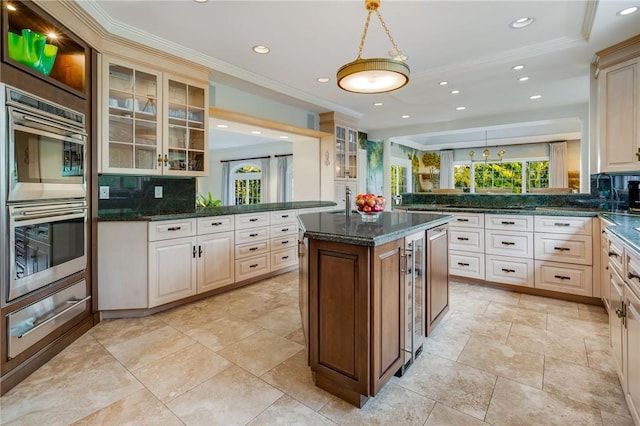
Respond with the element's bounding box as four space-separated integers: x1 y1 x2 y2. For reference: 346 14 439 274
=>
345 186 352 217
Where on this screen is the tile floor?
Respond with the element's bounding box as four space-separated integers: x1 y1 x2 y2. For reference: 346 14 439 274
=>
0 273 634 425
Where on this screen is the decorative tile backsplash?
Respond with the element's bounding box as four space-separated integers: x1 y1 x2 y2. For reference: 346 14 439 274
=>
98 175 196 215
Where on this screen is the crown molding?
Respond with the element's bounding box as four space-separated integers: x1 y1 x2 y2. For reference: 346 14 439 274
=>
581 0 599 41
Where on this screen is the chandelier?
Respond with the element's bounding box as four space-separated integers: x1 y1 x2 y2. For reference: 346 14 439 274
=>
469 131 505 162
337 0 410 94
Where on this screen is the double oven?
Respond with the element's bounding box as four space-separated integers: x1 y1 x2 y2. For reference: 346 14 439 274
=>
1 84 90 360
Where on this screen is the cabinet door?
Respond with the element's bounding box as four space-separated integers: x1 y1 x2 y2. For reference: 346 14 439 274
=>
298 233 309 362
197 232 234 293
610 267 625 382
599 57 640 173
148 236 197 307
626 287 640 425
102 58 162 174
164 76 208 176
427 226 450 335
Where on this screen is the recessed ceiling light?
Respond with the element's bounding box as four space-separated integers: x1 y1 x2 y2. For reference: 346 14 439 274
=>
316 77 329 83
512 64 525 70
439 81 448 86
279 136 289 139
193 0 208 3
6 4 16 11
251 131 261 135
216 124 228 128
455 106 466 111
373 102 384 106
451 90 460 94
518 76 529 82
618 6 638 15
510 17 535 29
402 115 410 119
252 45 270 54
529 94 542 100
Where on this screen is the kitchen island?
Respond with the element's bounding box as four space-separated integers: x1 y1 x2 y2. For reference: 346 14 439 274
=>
298 210 452 407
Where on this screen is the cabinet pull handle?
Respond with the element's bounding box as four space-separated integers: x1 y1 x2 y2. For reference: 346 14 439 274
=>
281 240 289 245
457 218 469 222
249 263 258 268
554 223 571 227
249 233 259 237
167 226 182 231
192 246 197 258
457 237 469 241
457 262 469 266
615 307 626 318
249 247 259 251
282 256 289 260
198 246 203 257
553 247 570 252
501 241 515 246
163 154 168 165
249 218 259 222
554 275 571 280
281 215 289 218
212 222 222 226
609 251 619 257
157 154 163 166
501 221 515 225
502 268 515 273
281 228 289 232
628 271 640 281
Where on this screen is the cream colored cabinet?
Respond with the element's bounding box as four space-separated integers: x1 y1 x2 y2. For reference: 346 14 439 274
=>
100 56 209 176
196 216 235 292
610 264 625 380
625 281 640 424
235 212 270 281
320 112 359 204
148 219 197 307
270 210 298 271
485 214 534 287
448 212 485 280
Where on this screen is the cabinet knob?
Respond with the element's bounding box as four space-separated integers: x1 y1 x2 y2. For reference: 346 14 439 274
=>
615 307 625 318
636 148 640 161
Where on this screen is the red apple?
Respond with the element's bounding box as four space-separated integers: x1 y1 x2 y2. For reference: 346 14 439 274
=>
363 205 372 213
366 197 376 207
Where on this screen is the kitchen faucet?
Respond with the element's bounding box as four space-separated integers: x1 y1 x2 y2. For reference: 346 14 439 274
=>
345 186 352 217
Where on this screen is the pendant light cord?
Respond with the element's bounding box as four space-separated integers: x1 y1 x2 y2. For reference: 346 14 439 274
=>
356 3 403 61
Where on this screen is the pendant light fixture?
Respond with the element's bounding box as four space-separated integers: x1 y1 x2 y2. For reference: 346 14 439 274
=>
469 131 505 162
337 0 410 94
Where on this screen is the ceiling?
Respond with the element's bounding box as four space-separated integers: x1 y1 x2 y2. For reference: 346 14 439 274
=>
78 0 640 149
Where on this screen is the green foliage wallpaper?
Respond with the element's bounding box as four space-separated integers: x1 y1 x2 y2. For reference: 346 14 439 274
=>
359 132 383 195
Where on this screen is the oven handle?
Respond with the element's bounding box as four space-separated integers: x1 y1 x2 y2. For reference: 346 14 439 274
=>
17 296 91 339
15 206 87 221
20 114 87 137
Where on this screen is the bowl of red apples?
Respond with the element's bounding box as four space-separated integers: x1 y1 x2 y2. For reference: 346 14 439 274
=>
355 193 385 221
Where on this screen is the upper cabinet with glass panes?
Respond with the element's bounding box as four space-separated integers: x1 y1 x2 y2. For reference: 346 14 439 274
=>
100 55 209 176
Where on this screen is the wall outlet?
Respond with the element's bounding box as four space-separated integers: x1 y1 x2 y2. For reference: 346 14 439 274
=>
99 186 109 199
154 186 163 198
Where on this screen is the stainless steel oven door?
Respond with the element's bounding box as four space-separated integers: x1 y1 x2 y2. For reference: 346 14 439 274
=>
8 201 87 302
7 106 86 202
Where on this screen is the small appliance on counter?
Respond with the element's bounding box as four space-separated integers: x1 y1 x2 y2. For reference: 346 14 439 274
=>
629 181 640 213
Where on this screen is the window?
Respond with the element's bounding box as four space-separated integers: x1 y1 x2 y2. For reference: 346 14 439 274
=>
454 160 549 193
390 158 412 201
233 164 262 205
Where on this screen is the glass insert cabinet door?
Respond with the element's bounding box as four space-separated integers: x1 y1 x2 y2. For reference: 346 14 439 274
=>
334 125 358 180
164 79 206 174
103 60 161 174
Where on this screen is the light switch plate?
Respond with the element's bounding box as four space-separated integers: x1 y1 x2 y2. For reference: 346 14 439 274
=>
99 186 109 199
154 186 163 198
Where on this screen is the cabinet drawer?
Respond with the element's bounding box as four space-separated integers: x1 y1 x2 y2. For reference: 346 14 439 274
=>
535 261 593 297
270 223 298 238
450 250 485 280
534 215 592 235
235 240 269 259
606 233 624 275
485 214 533 231
271 246 298 271
235 254 270 281
270 210 298 225
197 215 234 234
148 219 196 241
449 227 484 252
449 212 484 228
485 230 533 258
625 247 640 298
534 233 592 265
486 254 534 287
235 212 270 229
235 226 269 244
270 234 297 251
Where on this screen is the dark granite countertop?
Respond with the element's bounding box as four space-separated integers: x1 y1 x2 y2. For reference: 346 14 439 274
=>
600 213 640 253
397 204 603 217
98 201 337 221
298 211 453 247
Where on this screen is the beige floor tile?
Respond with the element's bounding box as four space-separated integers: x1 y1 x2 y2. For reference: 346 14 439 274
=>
319 382 435 425
585 336 616 374
475 285 523 306
396 354 496 420
578 308 609 323
155 299 227 331
132 342 231 402
424 402 489 426
518 293 580 318
226 293 291 322
601 409 637 426
421 325 470 361
285 327 307 346
261 349 333 411
449 296 492 315
507 323 588 366
484 300 548 329
105 325 195 370
71 388 182 425
252 303 303 337
458 335 544 388
88 315 167 347
436 310 512 343
546 313 610 340
167 364 283 425
485 377 603 425
0 335 143 425
578 302 608 314
217 329 303 376
543 356 632 418
248 395 335 425
183 316 263 352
